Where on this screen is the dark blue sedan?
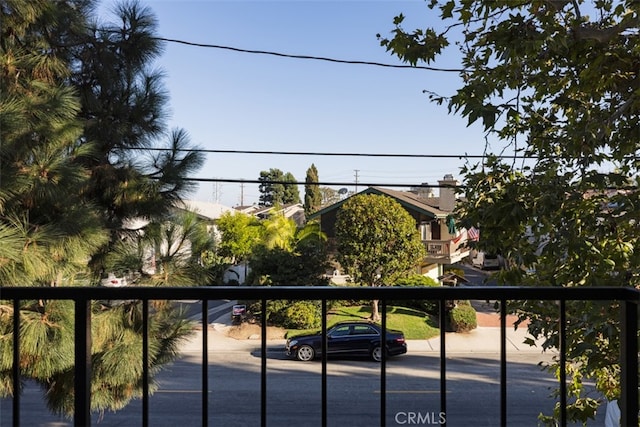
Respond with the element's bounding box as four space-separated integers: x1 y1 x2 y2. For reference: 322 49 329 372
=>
285 321 407 362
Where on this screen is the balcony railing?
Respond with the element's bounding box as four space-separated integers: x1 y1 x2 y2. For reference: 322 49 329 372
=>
422 240 471 264
2 285 638 427
423 239 472 254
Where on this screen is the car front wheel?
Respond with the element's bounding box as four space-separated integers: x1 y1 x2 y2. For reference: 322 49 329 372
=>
371 345 382 362
296 345 315 361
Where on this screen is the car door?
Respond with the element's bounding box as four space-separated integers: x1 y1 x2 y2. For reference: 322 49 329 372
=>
326 324 353 355
347 324 380 356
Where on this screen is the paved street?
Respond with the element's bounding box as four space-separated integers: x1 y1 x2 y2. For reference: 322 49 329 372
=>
0 279 609 426
1 349 567 426
2 322 607 426
457 263 499 286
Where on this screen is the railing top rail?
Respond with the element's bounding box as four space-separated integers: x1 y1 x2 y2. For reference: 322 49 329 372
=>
1 285 639 302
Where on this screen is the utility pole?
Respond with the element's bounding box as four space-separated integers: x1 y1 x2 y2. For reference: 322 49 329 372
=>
354 169 360 193
239 182 245 206
212 182 221 204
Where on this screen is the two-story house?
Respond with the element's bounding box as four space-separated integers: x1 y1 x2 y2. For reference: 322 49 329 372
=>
308 174 471 281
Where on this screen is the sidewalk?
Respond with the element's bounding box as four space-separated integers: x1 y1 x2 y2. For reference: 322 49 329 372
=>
407 326 546 354
179 301 548 355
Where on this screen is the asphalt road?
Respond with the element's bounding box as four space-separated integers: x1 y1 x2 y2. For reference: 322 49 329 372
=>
2 346 606 427
457 263 499 287
1 293 609 426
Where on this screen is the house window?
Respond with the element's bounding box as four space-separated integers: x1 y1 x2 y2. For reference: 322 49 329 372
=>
420 222 430 240
431 220 441 240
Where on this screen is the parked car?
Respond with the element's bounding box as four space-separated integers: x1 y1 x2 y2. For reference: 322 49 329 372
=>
471 251 503 270
285 321 407 362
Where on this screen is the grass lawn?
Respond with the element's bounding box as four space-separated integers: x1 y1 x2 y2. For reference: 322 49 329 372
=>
287 305 439 340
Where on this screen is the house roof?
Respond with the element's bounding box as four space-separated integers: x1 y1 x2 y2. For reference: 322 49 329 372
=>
437 272 469 285
370 187 450 218
177 200 235 220
236 203 303 216
308 187 450 220
235 203 306 226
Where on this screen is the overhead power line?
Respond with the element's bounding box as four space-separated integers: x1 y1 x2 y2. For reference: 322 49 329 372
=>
140 147 538 160
184 177 464 189
155 37 465 72
180 177 638 192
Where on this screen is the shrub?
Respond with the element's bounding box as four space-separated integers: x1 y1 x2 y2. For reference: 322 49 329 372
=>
448 302 477 332
392 274 441 314
260 300 321 329
283 301 321 329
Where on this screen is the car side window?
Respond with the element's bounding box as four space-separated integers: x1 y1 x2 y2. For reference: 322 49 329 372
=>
352 325 378 335
330 325 350 337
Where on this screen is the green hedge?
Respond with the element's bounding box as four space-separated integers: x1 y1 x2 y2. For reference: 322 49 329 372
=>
244 299 322 329
448 302 477 332
391 275 441 314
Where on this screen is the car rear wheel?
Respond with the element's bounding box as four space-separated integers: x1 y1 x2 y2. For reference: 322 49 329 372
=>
296 345 315 361
371 345 382 362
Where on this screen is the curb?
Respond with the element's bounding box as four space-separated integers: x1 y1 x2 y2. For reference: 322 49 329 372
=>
179 301 547 355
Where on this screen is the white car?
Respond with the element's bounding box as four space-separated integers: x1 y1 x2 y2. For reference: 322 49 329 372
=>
471 252 502 270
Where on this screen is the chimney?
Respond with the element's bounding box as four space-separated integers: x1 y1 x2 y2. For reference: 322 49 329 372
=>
437 174 458 212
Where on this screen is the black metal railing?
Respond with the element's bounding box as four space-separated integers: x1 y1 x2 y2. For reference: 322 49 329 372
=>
2 285 638 426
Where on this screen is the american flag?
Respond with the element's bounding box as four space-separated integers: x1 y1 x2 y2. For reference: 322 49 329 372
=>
467 227 480 241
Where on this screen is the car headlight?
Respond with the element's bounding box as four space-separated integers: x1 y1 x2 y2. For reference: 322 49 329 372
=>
288 340 298 348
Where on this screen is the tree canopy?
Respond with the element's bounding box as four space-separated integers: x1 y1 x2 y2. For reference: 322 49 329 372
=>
303 163 322 216
379 0 639 423
258 168 300 206
250 216 329 287
335 194 426 320
0 0 204 417
216 211 263 265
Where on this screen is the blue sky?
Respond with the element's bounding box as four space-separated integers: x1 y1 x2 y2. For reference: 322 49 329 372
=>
98 0 495 207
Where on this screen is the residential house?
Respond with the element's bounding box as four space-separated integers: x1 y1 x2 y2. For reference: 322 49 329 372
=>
308 174 471 282
172 199 236 252
105 200 236 284
235 203 306 227
177 200 256 284
179 200 236 223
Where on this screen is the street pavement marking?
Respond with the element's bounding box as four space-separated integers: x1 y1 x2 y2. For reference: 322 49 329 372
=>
374 390 450 394
157 389 448 394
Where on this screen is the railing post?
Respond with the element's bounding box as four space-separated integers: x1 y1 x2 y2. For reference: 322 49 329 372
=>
559 300 566 427
12 299 20 427
74 298 92 427
202 299 209 427
321 299 327 427
439 299 447 426
142 300 149 427
380 299 387 427
620 299 638 427
500 298 507 427
261 299 267 426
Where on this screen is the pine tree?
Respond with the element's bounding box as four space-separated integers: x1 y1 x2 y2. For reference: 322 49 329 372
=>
0 0 107 286
258 168 284 206
304 164 321 216
259 168 300 206
70 2 204 276
0 0 205 417
282 172 300 205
